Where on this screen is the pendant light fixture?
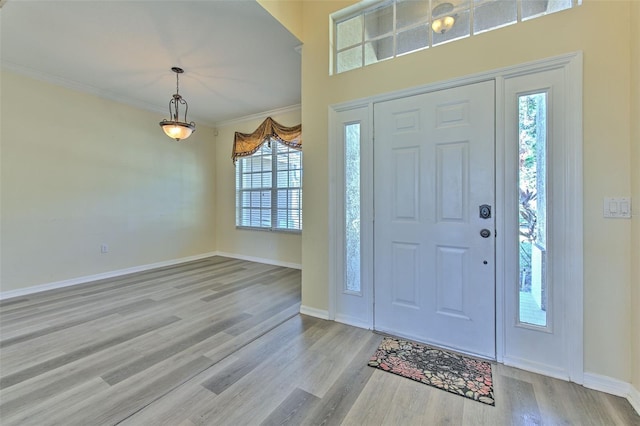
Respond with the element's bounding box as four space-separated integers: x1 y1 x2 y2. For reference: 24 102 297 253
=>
431 2 456 34
159 67 195 141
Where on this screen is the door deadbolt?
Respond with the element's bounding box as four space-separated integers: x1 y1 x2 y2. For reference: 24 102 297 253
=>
479 204 492 219
480 229 491 238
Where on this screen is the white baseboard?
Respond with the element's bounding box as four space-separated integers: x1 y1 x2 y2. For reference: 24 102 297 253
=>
335 313 373 330
583 372 631 398
628 384 640 416
300 305 329 320
0 252 218 300
215 251 302 270
0 250 301 302
584 372 640 415
502 356 569 381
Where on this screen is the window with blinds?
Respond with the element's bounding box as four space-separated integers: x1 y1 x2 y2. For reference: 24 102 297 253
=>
235 139 302 231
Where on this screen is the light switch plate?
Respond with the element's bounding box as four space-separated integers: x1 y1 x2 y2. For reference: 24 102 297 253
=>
603 197 632 218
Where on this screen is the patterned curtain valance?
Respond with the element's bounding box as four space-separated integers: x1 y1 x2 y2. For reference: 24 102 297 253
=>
232 116 302 163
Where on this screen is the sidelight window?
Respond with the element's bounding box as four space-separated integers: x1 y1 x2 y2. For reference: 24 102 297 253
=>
518 92 548 327
345 123 362 293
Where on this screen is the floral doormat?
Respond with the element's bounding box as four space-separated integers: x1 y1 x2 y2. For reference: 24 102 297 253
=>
368 337 495 406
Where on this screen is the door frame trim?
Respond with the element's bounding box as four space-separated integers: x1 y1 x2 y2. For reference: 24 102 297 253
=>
328 51 583 382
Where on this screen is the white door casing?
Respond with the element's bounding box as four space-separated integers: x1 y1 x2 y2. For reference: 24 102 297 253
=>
373 81 496 359
502 66 581 380
329 52 582 382
329 106 373 328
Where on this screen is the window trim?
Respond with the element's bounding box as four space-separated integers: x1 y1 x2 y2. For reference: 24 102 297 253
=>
331 0 581 75
235 139 303 233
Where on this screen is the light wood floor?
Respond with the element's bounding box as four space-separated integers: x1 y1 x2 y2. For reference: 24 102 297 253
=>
0 256 638 425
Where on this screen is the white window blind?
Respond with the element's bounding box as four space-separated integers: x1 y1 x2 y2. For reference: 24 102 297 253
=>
235 139 302 231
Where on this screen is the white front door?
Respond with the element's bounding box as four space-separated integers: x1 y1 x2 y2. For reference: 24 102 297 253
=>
373 81 496 359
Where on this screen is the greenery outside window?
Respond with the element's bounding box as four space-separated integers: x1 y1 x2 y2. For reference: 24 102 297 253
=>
235 139 302 232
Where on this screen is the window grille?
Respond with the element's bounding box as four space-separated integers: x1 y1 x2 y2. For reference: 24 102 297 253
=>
236 139 302 231
333 0 580 74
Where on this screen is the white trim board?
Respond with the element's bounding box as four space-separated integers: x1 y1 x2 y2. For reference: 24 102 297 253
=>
584 373 640 416
503 356 569 382
328 51 584 382
300 305 329 320
330 52 581 113
1 61 218 127
0 251 302 301
214 251 301 270
0 252 218 301
335 314 372 330
213 104 301 128
629 385 640 416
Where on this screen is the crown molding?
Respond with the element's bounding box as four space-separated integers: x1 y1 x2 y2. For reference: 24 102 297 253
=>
214 103 301 128
1 61 218 127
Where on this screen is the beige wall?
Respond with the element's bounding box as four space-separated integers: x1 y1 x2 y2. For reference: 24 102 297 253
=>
631 0 640 394
297 0 635 382
0 71 217 292
214 110 302 266
257 0 303 42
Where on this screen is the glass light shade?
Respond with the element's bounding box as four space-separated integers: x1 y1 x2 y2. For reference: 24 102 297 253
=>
160 121 195 141
432 16 455 33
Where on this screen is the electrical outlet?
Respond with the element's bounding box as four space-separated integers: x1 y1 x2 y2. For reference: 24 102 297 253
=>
100 244 109 253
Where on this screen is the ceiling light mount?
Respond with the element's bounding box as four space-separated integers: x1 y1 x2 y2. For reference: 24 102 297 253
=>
159 67 196 141
431 2 456 34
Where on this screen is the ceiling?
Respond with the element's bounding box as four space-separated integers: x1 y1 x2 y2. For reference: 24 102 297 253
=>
0 0 302 126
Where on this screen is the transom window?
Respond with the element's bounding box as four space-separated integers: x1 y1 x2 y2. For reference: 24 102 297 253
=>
235 139 302 231
333 0 580 74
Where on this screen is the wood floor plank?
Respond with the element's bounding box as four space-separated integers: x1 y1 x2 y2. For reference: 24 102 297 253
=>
101 313 251 386
501 376 542 425
1 256 638 426
260 387 321 426
0 315 180 389
118 355 241 426
299 332 381 425
1 376 111 426
200 314 313 395
0 298 159 347
45 354 215 425
0 344 141 419
340 369 402 425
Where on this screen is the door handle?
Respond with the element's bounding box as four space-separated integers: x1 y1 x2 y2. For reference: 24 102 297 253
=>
480 229 491 238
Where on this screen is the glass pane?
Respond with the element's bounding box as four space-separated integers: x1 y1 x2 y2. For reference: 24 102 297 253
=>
276 171 286 188
262 170 272 187
396 0 429 29
522 0 571 20
337 45 363 73
397 25 429 55
546 0 573 13
261 191 271 208
474 0 516 34
432 6 470 46
364 36 394 66
518 92 548 327
345 123 361 293
364 4 394 40
277 189 288 208
337 15 363 49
